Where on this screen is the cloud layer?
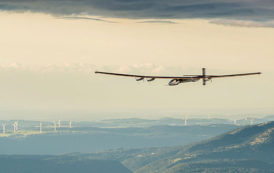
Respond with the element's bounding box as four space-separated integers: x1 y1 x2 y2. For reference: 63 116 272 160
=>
211 19 274 28
0 0 274 20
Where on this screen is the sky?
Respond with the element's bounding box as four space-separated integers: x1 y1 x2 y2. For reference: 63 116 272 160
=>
0 0 274 120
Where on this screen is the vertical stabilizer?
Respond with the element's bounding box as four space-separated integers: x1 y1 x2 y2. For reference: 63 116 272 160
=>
202 68 206 85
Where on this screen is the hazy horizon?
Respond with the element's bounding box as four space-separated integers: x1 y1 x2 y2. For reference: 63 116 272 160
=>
1 1 274 120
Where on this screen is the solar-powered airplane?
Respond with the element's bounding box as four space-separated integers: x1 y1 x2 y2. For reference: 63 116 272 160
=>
95 68 261 86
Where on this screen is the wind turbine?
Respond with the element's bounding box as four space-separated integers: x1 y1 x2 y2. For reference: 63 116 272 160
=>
39 122 43 133
233 119 237 125
184 116 188 126
2 123 6 134
53 121 57 132
58 120 61 128
13 122 17 133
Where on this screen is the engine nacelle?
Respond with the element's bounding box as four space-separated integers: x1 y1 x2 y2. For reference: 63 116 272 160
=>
147 78 155 82
168 79 181 86
136 77 144 81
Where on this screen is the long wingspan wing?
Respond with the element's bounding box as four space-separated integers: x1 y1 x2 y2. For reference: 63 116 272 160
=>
207 72 261 78
95 71 200 79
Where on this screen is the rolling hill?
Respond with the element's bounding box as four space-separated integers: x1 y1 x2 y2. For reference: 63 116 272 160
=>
128 121 274 173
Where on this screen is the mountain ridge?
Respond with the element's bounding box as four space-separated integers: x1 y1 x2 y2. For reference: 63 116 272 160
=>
123 121 274 173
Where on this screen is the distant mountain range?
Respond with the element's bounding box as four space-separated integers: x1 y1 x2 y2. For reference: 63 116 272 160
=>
124 121 274 173
92 116 274 127
0 121 273 172
0 124 237 154
2 115 273 130
83 121 274 173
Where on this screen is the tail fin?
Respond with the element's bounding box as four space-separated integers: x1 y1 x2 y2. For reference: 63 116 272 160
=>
202 68 206 85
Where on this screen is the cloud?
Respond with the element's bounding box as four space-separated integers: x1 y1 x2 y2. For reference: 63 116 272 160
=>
0 0 274 21
138 20 177 24
0 63 189 75
210 19 274 28
61 16 116 23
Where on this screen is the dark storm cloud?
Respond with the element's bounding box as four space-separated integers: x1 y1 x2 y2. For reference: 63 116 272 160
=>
0 0 274 20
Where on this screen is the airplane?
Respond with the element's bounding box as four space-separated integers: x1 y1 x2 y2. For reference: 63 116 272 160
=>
95 68 261 86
